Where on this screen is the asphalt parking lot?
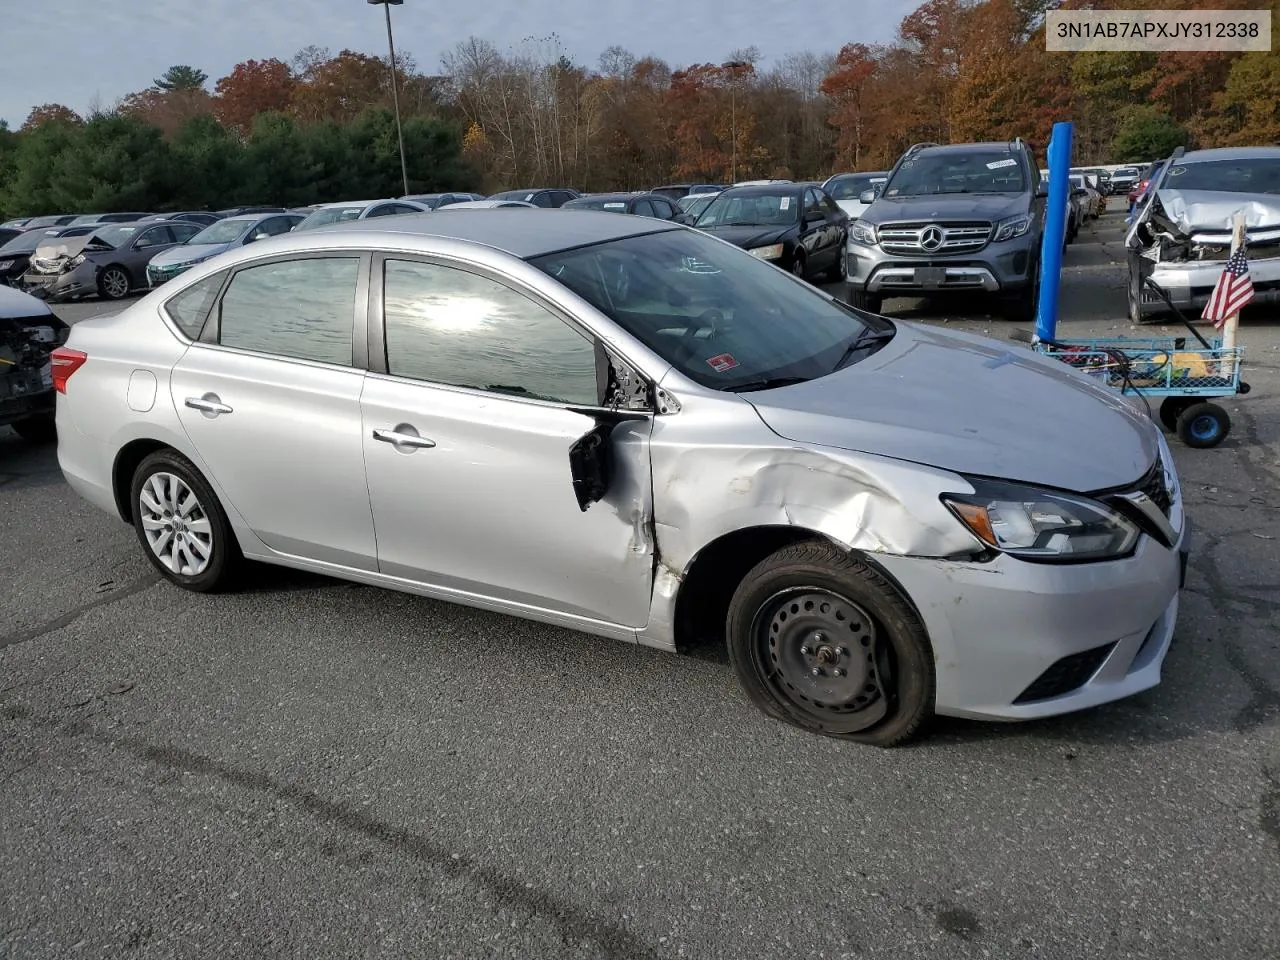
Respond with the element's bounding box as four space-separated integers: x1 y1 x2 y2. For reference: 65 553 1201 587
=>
3 203 1279 959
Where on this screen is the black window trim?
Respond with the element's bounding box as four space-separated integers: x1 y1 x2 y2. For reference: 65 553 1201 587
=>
366 250 650 413
196 249 372 372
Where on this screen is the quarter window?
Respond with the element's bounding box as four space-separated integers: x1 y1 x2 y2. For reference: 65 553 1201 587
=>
217 257 358 365
382 259 600 405
165 271 226 339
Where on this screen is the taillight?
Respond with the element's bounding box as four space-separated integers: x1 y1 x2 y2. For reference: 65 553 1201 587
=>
50 347 87 394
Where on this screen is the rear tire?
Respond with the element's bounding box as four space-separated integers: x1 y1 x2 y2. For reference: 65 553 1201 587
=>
12 415 56 443
130 449 242 592
726 540 934 747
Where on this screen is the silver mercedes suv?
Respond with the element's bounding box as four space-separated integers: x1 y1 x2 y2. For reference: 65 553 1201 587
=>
845 139 1047 320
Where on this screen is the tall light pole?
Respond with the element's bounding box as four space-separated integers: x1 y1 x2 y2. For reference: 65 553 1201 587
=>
368 0 410 197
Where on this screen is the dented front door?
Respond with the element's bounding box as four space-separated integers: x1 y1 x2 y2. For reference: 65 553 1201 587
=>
359 375 656 628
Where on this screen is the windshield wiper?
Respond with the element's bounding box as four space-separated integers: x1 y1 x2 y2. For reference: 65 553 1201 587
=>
833 328 895 371
728 376 811 393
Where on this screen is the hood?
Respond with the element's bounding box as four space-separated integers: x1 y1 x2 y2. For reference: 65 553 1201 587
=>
34 235 94 260
148 242 231 267
1154 188 1280 240
862 192 1029 225
744 322 1158 493
698 224 793 249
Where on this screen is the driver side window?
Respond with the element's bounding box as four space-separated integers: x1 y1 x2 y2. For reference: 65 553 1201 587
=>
381 259 602 406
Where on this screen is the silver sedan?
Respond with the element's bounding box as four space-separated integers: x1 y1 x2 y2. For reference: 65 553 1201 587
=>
53 210 1187 745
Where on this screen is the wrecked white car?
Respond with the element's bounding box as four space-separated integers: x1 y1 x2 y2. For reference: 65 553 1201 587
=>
1127 145 1280 323
54 211 1186 746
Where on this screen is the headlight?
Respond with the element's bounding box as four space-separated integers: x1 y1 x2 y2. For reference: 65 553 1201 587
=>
0 259 12 269
749 243 783 260
993 214 1032 242
942 477 1139 562
66 254 85 270
848 220 877 245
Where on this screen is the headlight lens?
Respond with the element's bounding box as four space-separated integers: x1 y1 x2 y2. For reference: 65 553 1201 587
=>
942 478 1139 562
993 214 1032 242
849 220 877 245
749 243 784 260
66 254 85 270
0 259 12 269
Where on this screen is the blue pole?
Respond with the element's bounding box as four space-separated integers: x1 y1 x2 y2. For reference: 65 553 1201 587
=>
1035 121 1073 342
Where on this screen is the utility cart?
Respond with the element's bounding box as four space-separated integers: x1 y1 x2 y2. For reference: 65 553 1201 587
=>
1031 334 1248 448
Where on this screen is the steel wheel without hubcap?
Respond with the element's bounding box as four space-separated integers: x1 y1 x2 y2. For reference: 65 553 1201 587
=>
100 267 129 300
138 471 214 576
755 587 890 732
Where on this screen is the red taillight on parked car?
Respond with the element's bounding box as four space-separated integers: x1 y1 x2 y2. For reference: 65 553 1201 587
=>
50 347 88 394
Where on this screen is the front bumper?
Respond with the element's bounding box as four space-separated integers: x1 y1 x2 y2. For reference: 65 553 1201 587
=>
147 262 193 287
1139 253 1280 317
872 518 1187 722
847 233 1037 297
20 263 96 302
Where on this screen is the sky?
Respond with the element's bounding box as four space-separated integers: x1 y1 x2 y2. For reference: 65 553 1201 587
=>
0 0 915 128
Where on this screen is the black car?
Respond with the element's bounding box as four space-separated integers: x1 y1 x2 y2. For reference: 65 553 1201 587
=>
487 188 581 208
0 225 100 287
0 285 69 442
561 192 690 223
651 182 724 201
141 211 224 227
66 212 150 226
692 183 849 282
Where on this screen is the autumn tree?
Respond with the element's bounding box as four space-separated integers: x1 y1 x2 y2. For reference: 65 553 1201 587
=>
20 104 82 131
290 49 391 123
821 44 878 168
214 59 297 135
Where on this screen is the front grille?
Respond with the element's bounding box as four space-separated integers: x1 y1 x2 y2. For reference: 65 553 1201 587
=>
1013 642 1116 703
1133 458 1172 515
877 221 992 256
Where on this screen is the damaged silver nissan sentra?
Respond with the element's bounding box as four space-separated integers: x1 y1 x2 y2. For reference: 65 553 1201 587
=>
1127 145 1280 323
54 210 1186 746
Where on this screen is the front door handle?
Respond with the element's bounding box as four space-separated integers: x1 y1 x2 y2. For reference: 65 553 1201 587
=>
372 427 436 449
185 395 233 416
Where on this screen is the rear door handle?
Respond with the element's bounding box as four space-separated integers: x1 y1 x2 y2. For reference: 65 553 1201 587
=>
372 427 435 449
184 396 233 415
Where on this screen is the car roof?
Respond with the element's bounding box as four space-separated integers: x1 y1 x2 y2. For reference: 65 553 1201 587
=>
572 192 640 202
916 142 1021 157
280 209 678 259
717 183 804 196
1174 146 1280 163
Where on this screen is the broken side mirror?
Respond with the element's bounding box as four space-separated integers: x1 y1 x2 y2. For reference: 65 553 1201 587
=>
566 348 653 511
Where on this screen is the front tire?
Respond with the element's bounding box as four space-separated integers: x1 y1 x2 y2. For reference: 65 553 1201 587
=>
1176 401 1231 448
790 251 807 280
98 265 131 301
130 449 242 592
726 540 934 747
846 285 883 314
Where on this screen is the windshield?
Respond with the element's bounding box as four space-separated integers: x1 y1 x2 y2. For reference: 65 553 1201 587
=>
189 218 253 245
1 229 59 254
491 190 539 202
825 175 886 200
529 229 885 391
295 205 367 230
1163 158 1280 195
886 152 1026 196
88 224 140 249
1114 168 1138 177
678 194 718 217
68 215 105 226
564 198 629 211
695 191 801 227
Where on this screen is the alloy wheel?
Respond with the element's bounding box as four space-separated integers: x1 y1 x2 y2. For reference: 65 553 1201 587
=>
138 471 214 576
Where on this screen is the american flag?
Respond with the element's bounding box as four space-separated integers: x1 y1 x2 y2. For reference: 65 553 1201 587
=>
1202 247 1255 328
